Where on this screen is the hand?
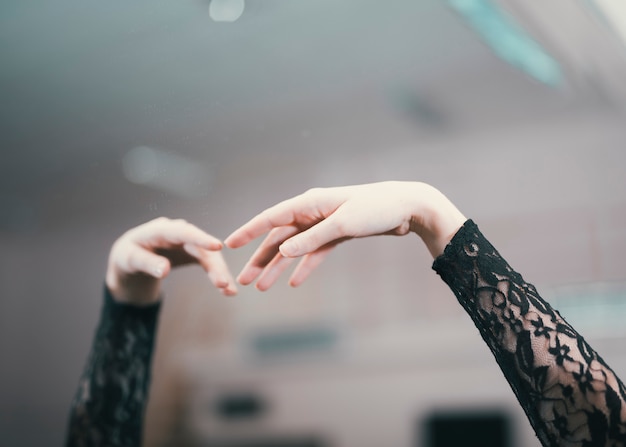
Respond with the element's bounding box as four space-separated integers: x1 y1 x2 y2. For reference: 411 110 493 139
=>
106 217 238 304
225 181 466 291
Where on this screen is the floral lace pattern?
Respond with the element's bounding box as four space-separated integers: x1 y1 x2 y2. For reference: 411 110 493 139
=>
66 288 160 447
66 221 626 446
433 220 626 447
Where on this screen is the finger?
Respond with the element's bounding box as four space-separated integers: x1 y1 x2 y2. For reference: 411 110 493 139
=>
205 250 238 296
236 263 264 286
124 245 172 278
137 218 223 250
237 211 348 284
184 244 238 295
255 253 296 291
250 225 301 267
236 225 300 285
225 206 295 249
225 191 331 248
279 212 348 257
288 247 334 287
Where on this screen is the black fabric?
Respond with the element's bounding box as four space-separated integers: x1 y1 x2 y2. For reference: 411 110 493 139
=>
433 220 626 447
66 220 626 446
65 287 161 447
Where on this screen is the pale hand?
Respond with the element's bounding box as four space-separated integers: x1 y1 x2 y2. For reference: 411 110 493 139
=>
225 181 466 291
106 217 237 304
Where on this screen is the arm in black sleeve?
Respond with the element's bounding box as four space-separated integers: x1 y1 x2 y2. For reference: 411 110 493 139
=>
66 286 161 447
433 220 626 447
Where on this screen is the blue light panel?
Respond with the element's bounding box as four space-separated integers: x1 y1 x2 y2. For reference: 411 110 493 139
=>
448 0 564 86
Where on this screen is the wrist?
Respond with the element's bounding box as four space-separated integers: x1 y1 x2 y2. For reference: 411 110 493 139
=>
409 183 466 258
106 269 162 305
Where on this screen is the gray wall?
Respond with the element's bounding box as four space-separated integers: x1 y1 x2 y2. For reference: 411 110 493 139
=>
2 0 626 445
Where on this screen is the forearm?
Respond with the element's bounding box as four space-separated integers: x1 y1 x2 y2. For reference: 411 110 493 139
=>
433 220 626 447
66 286 161 447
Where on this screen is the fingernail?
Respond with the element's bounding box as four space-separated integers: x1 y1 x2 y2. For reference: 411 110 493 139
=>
210 238 224 249
153 263 165 278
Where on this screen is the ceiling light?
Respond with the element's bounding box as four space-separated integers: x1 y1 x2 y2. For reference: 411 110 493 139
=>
209 0 245 23
448 0 563 86
122 146 212 199
591 0 626 45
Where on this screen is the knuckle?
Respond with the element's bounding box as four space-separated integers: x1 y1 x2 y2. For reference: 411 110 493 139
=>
124 250 141 271
333 220 349 237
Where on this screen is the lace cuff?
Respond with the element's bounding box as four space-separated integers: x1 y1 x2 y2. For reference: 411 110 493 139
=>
432 220 626 447
65 286 161 447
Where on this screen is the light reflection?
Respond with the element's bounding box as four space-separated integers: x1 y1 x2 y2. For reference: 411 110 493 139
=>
592 0 626 45
122 146 158 185
209 0 245 23
448 0 563 86
122 146 212 199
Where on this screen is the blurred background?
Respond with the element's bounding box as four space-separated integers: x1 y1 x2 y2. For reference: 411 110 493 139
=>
2 0 626 445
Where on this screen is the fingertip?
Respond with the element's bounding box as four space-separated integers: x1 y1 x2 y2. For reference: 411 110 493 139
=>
224 232 246 249
236 267 261 286
152 260 170 279
279 240 297 257
236 274 250 286
238 279 254 287
214 278 229 288
255 281 269 292
223 234 236 249
288 274 305 288
200 238 223 251
221 286 238 296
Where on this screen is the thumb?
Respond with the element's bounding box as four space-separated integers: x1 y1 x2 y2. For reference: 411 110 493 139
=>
279 215 346 257
127 247 172 279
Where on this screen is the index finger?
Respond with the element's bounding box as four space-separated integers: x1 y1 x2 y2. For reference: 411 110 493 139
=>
225 187 345 249
135 218 223 250
225 197 303 249
188 245 239 296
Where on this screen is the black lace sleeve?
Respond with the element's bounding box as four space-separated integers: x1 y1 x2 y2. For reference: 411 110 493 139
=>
65 286 161 447
432 220 626 447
